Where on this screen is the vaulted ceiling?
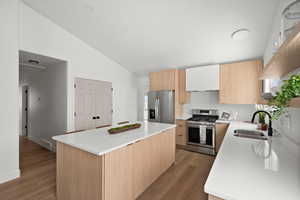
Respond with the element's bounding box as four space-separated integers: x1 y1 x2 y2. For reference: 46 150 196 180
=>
23 0 279 74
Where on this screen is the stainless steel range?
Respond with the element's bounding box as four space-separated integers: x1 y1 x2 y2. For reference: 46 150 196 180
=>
185 109 219 155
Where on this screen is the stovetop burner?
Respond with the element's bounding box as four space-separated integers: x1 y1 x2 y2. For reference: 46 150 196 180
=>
188 117 217 123
188 114 219 123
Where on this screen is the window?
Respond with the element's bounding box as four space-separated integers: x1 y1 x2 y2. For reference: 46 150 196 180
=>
143 95 148 121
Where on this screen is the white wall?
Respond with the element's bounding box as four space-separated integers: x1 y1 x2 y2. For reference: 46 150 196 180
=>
0 0 20 184
137 76 149 121
19 2 138 131
264 0 300 145
19 62 67 151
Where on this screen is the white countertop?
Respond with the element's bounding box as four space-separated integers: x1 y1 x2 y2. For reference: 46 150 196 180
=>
52 122 176 156
216 119 231 124
204 121 300 200
176 114 191 120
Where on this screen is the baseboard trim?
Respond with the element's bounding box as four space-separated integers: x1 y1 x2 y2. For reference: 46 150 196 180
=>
0 169 20 184
27 136 55 152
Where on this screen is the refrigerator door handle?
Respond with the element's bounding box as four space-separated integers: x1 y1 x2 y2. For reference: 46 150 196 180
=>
156 97 160 121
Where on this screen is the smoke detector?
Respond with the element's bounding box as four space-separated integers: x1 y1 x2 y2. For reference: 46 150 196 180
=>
231 29 250 41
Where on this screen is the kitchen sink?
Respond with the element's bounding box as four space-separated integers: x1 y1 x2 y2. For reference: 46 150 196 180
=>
234 129 268 140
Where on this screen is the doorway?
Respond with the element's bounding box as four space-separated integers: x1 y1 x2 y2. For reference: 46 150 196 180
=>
74 78 113 130
19 50 68 153
20 85 28 137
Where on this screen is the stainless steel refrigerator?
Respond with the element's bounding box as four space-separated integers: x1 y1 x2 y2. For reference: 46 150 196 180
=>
148 90 175 124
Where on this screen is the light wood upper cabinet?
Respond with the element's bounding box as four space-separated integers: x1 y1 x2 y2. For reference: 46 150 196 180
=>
219 60 263 104
178 69 190 104
149 69 176 91
150 69 189 118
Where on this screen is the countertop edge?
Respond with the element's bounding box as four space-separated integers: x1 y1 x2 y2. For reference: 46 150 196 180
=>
53 124 176 156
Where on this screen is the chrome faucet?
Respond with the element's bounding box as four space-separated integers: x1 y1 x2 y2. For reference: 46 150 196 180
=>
251 110 273 136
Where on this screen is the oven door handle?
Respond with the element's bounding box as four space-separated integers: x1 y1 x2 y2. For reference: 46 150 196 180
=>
188 124 215 128
188 125 201 128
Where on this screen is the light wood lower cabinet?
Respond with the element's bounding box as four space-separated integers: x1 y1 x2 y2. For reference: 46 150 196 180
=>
215 123 229 152
161 128 176 171
132 138 152 198
104 144 133 200
56 128 176 200
176 120 187 145
133 128 175 199
56 142 104 200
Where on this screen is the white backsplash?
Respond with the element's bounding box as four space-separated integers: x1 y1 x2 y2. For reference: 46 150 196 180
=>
274 108 300 146
183 91 256 121
184 91 300 144
270 70 300 146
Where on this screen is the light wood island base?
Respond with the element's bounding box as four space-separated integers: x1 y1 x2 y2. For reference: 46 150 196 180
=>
56 142 104 200
208 194 224 200
56 128 175 200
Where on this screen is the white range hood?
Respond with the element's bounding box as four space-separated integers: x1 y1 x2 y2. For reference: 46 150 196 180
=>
186 65 220 92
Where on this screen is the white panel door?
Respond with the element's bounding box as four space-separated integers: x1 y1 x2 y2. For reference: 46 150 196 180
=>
75 78 113 131
186 65 220 91
75 78 96 130
93 80 112 127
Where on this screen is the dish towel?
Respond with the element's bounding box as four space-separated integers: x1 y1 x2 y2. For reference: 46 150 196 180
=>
200 126 206 144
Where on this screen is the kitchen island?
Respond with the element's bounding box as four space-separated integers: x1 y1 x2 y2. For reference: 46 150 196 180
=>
205 121 300 200
53 122 176 200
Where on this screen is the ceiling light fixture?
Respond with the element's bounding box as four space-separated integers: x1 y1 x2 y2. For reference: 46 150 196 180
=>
28 59 40 65
231 29 250 41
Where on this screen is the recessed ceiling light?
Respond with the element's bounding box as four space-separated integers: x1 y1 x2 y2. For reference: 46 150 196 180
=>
231 29 250 41
28 59 40 65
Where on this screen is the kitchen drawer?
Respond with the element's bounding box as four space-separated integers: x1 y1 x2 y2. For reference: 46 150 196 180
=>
176 120 186 126
176 120 187 145
176 134 186 146
176 127 186 136
177 124 186 130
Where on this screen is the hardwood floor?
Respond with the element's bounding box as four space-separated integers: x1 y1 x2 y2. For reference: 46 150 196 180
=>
0 138 215 200
0 137 56 200
137 149 215 200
